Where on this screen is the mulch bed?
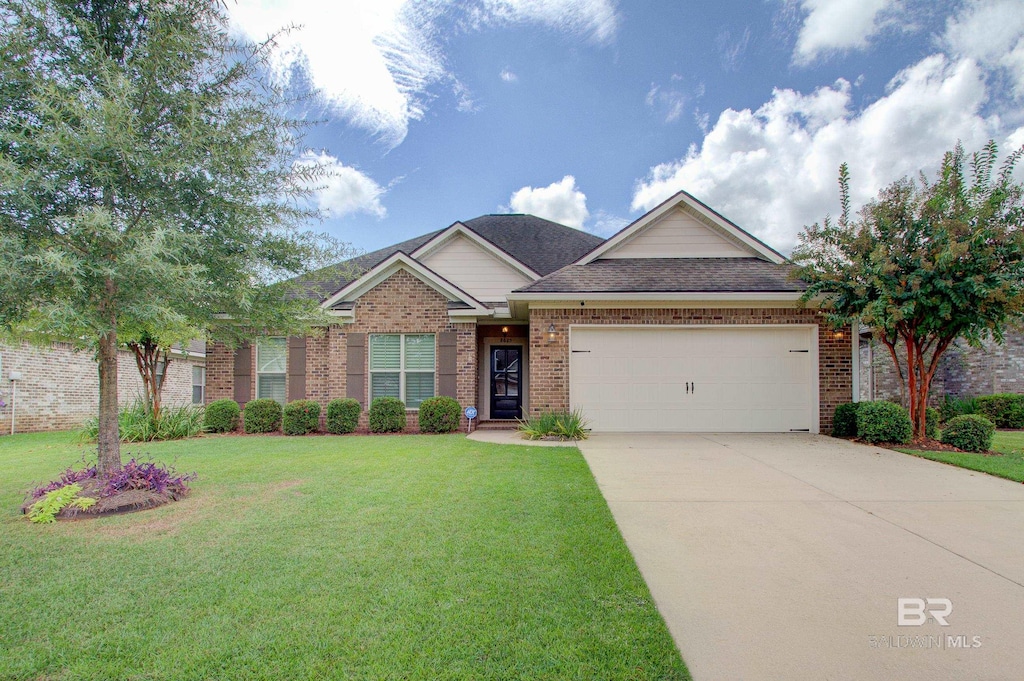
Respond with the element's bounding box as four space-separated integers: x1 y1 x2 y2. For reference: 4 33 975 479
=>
845 436 996 455
21 478 185 520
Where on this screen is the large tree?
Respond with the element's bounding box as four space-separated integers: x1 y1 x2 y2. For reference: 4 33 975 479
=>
793 141 1024 439
0 0 343 474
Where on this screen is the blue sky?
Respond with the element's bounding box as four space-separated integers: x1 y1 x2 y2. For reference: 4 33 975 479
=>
228 0 1024 255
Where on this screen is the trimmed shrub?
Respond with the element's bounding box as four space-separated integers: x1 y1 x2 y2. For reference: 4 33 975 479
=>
856 400 912 444
975 394 1024 428
326 398 361 434
418 396 461 433
204 399 240 433
925 406 940 440
369 397 406 433
243 398 282 434
832 403 860 437
283 400 321 435
941 414 995 452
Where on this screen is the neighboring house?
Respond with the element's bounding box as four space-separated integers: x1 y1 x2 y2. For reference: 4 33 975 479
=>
207 192 855 433
859 330 1024 403
0 341 206 434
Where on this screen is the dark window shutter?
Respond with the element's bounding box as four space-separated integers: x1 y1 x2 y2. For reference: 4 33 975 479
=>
346 333 366 407
233 342 252 406
438 332 458 399
287 336 306 401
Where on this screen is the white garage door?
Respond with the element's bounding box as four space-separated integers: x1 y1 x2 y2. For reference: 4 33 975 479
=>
570 326 817 433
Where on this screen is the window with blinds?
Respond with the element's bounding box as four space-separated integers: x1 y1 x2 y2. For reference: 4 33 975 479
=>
369 334 435 408
256 337 287 404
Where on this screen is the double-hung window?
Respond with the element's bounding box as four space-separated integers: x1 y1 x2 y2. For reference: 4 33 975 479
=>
256 337 287 404
369 334 435 408
192 366 206 405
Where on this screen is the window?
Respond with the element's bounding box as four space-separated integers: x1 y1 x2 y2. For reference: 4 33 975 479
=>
257 337 287 404
192 366 206 405
369 334 435 408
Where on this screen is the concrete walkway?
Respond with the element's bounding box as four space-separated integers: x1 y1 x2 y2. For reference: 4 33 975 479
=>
578 433 1024 681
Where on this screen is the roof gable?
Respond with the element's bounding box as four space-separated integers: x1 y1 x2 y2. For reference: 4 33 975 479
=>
413 227 537 302
319 252 489 318
579 191 785 265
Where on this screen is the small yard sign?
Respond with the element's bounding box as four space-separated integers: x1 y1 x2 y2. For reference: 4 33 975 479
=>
465 406 477 433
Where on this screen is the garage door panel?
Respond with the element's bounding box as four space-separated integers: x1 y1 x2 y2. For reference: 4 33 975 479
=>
570 326 816 433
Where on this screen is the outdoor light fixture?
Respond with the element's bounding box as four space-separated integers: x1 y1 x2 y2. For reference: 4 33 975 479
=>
834 330 845 339
501 325 509 338
547 324 556 343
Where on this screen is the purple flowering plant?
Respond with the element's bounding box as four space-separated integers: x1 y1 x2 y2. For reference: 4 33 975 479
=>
30 457 196 500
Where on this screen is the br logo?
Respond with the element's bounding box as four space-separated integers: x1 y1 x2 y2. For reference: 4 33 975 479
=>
897 598 952 626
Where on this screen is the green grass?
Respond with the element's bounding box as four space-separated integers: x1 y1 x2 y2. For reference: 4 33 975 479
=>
898 430 1024 483
0 432 689 681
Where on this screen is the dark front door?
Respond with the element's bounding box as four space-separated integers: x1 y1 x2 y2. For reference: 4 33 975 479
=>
490 346 522 419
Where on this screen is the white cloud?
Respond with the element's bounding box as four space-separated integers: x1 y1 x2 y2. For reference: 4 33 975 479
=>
229 0 618 148
589 210 630 236
793 0 898 64
645 83 687 123
295 151 387 218
500 68 519 83
943 0 1024 98
717 27 751 72
466 0 619 44
507 175 590 229
631 55 1012 252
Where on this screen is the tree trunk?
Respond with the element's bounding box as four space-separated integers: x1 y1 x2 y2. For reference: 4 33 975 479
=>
129 338 168 422
97 328 122 476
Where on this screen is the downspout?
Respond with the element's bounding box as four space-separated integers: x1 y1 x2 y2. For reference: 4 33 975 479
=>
851 324 860 403
9 371 21 435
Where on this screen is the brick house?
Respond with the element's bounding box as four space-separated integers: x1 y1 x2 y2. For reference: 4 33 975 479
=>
0 341 205 434
208 191 855 433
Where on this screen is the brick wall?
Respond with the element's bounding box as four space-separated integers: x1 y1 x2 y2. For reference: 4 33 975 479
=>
207 269 478 432
859 333 1024 403
0 341 201 434
527 307 851 434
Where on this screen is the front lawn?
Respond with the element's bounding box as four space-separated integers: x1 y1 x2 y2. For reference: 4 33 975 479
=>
898 430 1024 483
0 432 688 680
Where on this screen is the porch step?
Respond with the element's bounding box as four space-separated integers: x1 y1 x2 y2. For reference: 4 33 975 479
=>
475 420 519 431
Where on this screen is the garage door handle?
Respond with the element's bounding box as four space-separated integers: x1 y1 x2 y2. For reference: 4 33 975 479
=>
571 350 591 353
789 349 809 353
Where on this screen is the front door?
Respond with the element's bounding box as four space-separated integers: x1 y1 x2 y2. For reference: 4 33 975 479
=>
490 346 522 419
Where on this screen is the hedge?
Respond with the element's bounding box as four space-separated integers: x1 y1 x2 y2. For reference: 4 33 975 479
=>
326 398 361 434
832 403 860 437
856 400 912 444
243 398 283 434
369 397 406 433
941 414 995 452
975 394 1024 429
204 399 240 433
418 396 461 433
283 400 321 435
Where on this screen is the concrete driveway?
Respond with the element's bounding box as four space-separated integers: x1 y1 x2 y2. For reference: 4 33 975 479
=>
578 434 1024 681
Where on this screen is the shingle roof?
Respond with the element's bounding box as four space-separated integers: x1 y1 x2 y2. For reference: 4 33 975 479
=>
297 215 604 301
460 214 603 276
297 230 443 300
513 258 807 294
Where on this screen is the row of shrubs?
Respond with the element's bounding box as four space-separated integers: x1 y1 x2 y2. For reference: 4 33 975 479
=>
204 395 462 435
832 401 994 452
941 393 1024 429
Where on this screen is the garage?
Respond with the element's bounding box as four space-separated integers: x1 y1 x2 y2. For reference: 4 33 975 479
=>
569 326 818 433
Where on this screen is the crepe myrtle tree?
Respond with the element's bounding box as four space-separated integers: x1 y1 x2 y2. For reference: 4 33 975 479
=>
792 141 1024 439
0 0 349 475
